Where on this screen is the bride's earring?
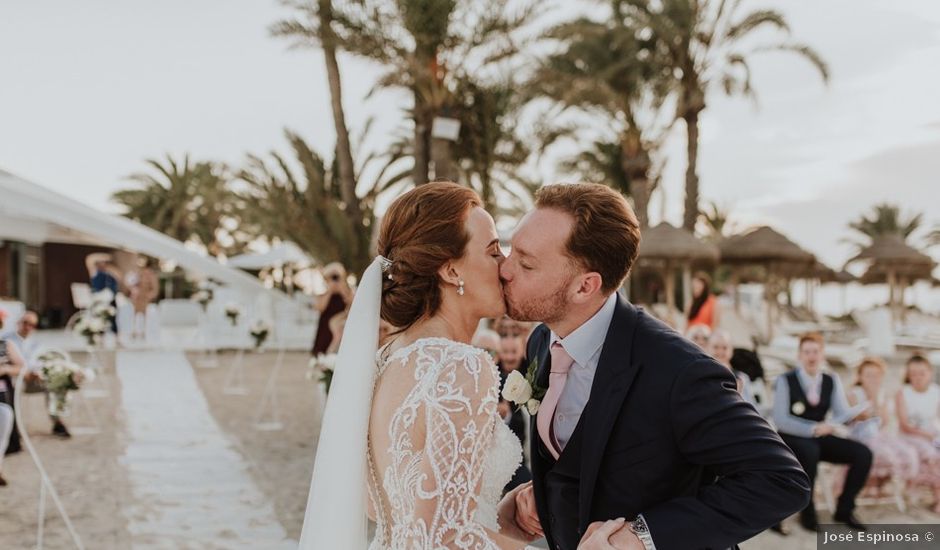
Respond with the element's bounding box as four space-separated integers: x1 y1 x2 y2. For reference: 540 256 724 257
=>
457 280 465 296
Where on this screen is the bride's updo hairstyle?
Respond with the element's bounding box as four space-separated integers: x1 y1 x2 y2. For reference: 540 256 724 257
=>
377 181 482 330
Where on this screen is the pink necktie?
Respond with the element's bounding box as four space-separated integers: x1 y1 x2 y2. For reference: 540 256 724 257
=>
538 342 574 460
807 378 820 406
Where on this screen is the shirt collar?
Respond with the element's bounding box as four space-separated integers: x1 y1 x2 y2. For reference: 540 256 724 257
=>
549 292 618 369
797 365 824 387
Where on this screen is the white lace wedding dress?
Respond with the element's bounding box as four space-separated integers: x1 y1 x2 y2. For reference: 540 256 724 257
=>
367 337 523 550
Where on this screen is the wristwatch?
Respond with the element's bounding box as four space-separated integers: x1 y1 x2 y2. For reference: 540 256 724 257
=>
629 515 656 550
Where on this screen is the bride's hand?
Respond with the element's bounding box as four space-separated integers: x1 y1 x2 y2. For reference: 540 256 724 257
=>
497 483 541 543
577 518 628 549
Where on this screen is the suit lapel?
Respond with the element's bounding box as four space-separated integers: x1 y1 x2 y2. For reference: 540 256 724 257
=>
578 295 642 530
527 326 556 548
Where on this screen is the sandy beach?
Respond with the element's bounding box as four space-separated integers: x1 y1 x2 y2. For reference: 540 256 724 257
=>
0 351 133 549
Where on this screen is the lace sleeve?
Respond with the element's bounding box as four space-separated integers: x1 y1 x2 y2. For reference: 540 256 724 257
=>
411 345 502 549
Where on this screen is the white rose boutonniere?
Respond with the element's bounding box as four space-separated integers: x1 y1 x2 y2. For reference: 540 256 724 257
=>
791 402 806 415
502 357 547 414
526 399 540 415
502 371 532 404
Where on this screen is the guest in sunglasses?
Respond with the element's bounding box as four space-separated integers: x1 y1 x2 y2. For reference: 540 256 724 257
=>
1 311 70 438
311 263 353 356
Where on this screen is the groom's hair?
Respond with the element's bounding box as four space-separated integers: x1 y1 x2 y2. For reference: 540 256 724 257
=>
535 183 640 294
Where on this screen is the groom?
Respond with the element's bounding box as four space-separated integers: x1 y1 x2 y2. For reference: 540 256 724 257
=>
500 183 810 550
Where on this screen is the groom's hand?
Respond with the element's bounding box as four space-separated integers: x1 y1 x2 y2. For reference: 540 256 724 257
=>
512 482 544 538
608 524 645 549
498 482 541 542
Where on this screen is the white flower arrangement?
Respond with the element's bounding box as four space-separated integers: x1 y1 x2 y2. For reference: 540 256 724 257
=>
36 353 95 417
224 303 241 326
191 289 213 310
249 320 270 349
89 301 116 321
90 288 114 305
307 353 338 393
74 312 107 346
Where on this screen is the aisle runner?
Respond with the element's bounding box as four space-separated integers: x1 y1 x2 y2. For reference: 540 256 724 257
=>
117 351 294 549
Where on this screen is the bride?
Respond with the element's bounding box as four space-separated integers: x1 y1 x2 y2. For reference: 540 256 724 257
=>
299 182 623 549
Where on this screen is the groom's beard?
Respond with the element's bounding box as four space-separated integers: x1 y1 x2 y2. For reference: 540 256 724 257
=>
504 281 570 324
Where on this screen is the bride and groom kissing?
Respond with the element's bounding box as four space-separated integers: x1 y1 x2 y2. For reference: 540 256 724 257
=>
300 182 811 550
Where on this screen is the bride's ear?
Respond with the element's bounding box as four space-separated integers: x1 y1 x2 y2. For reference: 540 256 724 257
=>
437 262 461 288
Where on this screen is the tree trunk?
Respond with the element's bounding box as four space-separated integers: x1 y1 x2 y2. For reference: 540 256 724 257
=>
430 136 456 181
318 0 359 223
480 172 495 213
412 94 431 185
682 109 701 232
629 177 651 229
620 131 651 228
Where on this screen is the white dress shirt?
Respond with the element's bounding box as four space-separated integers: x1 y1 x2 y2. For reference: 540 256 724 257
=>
549 292 618 450
0 330 38 371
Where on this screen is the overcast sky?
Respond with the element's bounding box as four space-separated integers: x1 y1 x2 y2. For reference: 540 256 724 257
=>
2 0 940 270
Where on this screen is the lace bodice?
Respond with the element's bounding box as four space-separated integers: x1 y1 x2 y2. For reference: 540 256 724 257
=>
367 337 523 550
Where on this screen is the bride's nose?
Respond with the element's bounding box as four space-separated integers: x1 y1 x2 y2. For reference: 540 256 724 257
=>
499 260 512 282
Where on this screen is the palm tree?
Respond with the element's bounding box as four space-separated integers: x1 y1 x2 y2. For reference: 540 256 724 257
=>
237 130 410 274
327 0 534 185
928 227 940 248
559 137 664 200
615 0 829 230
112 154 240 256
847 203 924 251
450 77 535 214
529 15 673 228
698 200 731 242
270 0 361 229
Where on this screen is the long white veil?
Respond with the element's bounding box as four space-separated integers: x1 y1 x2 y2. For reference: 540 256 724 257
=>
298 257 385 549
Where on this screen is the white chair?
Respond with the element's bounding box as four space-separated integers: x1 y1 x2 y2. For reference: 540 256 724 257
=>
0 300 25 327
70 283 92 310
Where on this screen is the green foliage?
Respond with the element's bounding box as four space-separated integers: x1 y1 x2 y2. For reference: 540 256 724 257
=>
236 129 410 275
846 203 926 254
111 154 244 256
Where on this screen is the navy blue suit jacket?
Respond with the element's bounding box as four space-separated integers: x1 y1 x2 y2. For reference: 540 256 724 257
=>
526 295 810 550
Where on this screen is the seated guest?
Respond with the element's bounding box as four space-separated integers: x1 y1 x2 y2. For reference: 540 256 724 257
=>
0 319 27 456
685 323 711 351
495 331 531 493
471 327 500 360
0 401 11 486
731 347 771 410
708 330 754 405
0 311 70 438
895 354 940 513
845 357 919 495
772 333 872 531
492 316 533 341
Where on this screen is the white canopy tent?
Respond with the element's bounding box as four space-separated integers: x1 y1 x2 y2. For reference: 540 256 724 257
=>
0 169 273 296
228 241 313 269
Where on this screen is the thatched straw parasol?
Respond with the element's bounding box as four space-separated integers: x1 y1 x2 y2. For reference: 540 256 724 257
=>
719 226 815 266
718 226 817 339
637 223 719 315
846 235 936 318
639 223 720 264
